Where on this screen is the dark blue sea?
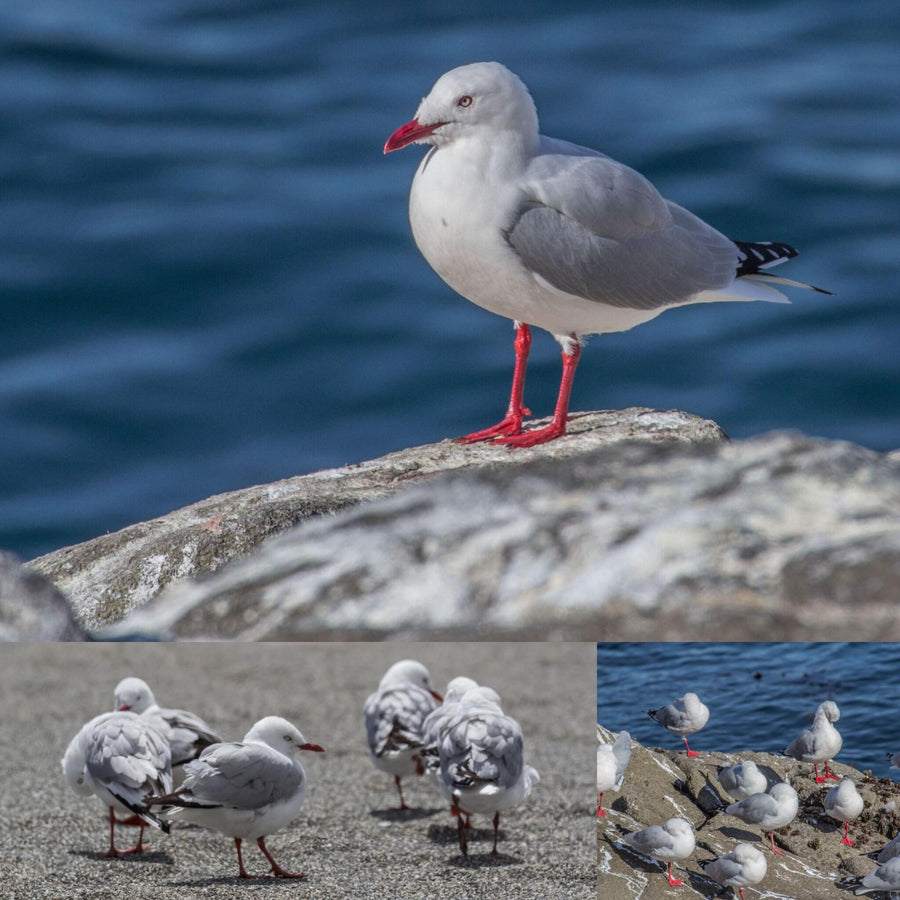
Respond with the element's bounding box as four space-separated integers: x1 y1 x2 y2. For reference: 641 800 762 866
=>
597 643 900 780
2 2 898 559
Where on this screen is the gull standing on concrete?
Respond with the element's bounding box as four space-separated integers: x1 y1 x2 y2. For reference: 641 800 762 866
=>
384 62 830 447
648 692 710 757
597 730 631 817
364 659 443 810
718 760 769 801
725 783 799 856
62 711 172 856
436 692 540 856
824 778 864 846
114 676 222 767
699 843 767 900
621 817 696 887
148 716 324 879
854 857 900 896
783 700 842 783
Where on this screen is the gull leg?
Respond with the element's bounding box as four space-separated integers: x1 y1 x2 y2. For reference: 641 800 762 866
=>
666 861 683 886
597 793 607 817
824 760 840 781
393 775 415 810
103 807 147 857
683 736 698 758
257 836 307 878
841 822 855 846
491 811 500 855
457 323 532 442
768 830 786 855
454 795 468 856
814 763 828 784
492 337 581 448
234 837 255 878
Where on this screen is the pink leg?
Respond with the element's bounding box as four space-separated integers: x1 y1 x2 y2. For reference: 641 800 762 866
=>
841 822 855 846
666 861 683 886
768 830 786 855
257 836 307 878
454 796 468 856
824 760 840 781
683 736 698 758
457 323 532 443
103 807 147 857
234 837 254 878
597 793 607 817
393 774 417 810
492 338 581 448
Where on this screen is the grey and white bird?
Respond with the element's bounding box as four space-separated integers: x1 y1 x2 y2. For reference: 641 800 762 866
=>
783 700 843 783
62 711 172 857
621 817 696 887
718 759 768 801
823 778 864 846
699 842 767 900
113 676 222 767
854 857 900 896
148 716 324 879
364 659 443 810
436 692 540 856
875 832 900 865
648 692 710 757
725 782 799 856
384 62 830 447
596 730 631 817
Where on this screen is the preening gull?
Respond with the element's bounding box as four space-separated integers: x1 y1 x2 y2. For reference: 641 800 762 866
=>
648 692 709 757
824 778 864 846
114 676 222 767
148 716 324 879
364 659 443 810
783 700 843 783
62 711 172 856
621 817 696 887
384 62 831 447
597 730 631 817
725 782 799 856
699 842 767 900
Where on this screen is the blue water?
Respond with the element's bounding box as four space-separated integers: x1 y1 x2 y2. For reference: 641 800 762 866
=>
2 2 898 559
597 643 900 780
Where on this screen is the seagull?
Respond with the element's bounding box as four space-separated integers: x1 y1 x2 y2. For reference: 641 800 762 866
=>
699 842 767 900
363 659 443 810
724 782 799 856
875 832 900 865
384 61 831 447
718 759 769 801
621 817 696 887
823 778 864 846
853 857 900 896
61 711 172 857
113 676 222 767
148 716 324 879
783 700 842 783
887 751 900 771
648 692 710 757
596 730 631 817
436 692 540 856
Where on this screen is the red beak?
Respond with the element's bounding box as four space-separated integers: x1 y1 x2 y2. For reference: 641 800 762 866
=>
384 118 445 154
300 742 325 753
431 690 444 703
117 704 130 711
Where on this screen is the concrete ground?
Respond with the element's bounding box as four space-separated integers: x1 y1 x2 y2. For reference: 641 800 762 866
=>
0 642 595 899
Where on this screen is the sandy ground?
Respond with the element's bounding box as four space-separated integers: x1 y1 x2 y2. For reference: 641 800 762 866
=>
0 642 595 899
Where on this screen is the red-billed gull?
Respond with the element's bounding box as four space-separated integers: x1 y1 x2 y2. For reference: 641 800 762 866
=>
823 778 864 846
783 700 842 783
621 817 695 887
725 782 799 856
718 759 769 800
648 692 709 757
596 730 631 817
699 842 767 900
384 61 831 447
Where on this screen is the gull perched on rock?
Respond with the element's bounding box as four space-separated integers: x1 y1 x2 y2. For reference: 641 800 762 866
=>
114 676 222 767
148 716 324 879
62 711 172 857
384 61 830 447
724 782 799 856
648 692 709 757
597 730 631 817
853 857 900 896
364 659 443 810
621 817 696 887
783 700 843 783
824 778 864 846
699 842 767 900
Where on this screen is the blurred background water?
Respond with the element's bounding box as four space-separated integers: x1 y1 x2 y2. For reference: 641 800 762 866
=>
2 1 897 559
597 643 900 780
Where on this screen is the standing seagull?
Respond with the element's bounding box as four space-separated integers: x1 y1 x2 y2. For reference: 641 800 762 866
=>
621 817 696 887
648 692 710 757
114 676 222 767
384 62 830 447
823 778 864 846
596 730 631 817
783 700 843 783
148 716 324 879
62 711 172 857
724 783 799 856
364 659 443 810
699 843 767 900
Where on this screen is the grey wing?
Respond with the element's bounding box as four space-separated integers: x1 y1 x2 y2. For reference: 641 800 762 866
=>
509 150 737 310
704 855 743 884
180 743 302 810
85 715 172 799
366 685 437 757
727 793 775 825
444 712 524 789
159 707 223 764
624 824 674 855
612 731 632 779
652 701 689 731
785 729 815 759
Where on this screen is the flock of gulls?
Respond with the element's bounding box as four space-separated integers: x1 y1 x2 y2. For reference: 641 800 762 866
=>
62 661 539 879
599 693 900 898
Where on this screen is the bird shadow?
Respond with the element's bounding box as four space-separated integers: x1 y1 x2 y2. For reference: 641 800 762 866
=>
446 851 523 868
69 848 174 866
369 805 443 823
165 875 304 888
425 821 517 857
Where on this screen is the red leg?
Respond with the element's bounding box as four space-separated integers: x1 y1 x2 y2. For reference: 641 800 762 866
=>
683 736 698 758
393 774 417 810
257 836 307 878
492 338 581 448
814 762 828 784
454 796 468 856
234 837 255 878
841 822 855 846
457 323 532 443
824 760 840 781
597 793 607 817
768 831 786 855
103 807 147 857
491 811 500 855
667 861 683 886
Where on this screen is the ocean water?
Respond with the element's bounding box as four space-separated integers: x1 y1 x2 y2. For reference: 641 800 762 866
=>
2 1 898 559
597 643 900 780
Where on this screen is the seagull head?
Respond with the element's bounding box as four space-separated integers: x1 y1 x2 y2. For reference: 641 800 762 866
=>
384 61 538 154
114 676 155 713
245 716 325 755
378 659 443 702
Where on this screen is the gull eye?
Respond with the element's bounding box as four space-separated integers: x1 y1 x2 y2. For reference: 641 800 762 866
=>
457 95 473 109
283 734 292 742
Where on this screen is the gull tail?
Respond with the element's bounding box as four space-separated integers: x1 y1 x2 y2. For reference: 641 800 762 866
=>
734 240 834 296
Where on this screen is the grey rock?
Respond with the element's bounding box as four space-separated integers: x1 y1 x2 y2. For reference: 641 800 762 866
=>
105 429 900 642
0 551 84 641
27 407 725 634
597 727 898 899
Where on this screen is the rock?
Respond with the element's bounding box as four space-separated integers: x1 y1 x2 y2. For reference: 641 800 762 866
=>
27 407 725 634
0 551 84 641
102 429 900 641
597 727 900 899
